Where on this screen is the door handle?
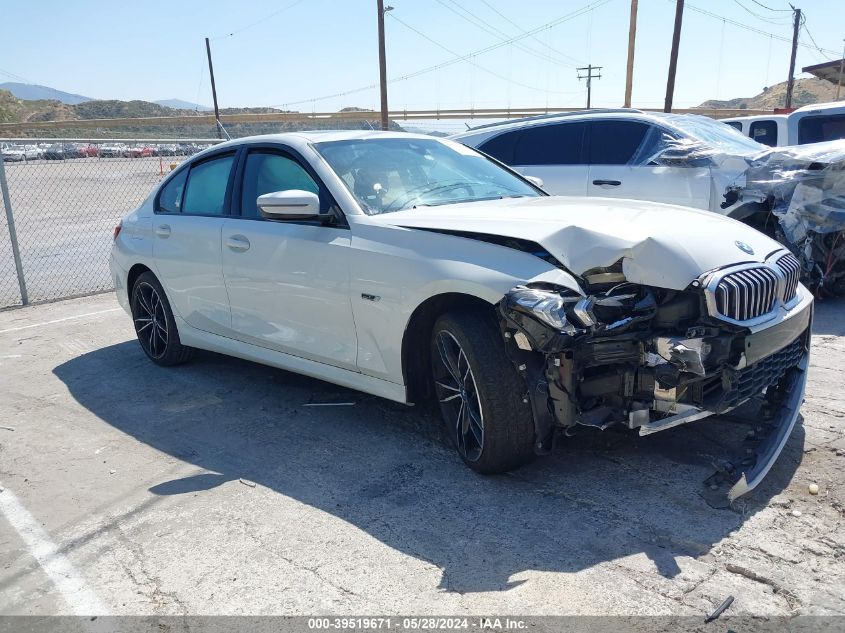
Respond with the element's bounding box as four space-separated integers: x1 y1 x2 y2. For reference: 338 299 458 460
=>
226 235 251 252
155 224 171 238
592 179 622 187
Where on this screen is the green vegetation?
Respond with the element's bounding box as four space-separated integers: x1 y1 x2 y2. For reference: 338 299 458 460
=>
0 90 401 138
698 77 839 110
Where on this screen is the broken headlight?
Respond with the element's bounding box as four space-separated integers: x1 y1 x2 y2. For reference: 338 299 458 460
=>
507 287 580 332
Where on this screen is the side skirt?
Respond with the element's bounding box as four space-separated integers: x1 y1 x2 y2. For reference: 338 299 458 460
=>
175 316 410 404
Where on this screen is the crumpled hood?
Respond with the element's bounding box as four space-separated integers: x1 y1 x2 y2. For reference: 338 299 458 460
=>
375 196 785 289
755 139 845 166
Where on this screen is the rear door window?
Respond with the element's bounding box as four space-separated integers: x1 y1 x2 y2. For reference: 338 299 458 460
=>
511 122 587 165
749 120 778 146
588 120 650 165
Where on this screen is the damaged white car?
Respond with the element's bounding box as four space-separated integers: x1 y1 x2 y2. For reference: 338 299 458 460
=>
111 132 812 501
453 110 845 295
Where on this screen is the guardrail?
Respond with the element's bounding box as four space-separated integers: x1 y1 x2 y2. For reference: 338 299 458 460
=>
0 106 775 133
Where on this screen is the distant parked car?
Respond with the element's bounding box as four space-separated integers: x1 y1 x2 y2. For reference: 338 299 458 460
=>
126 146 145 158
99 143 126 158
1 144 37 161
178 143 201 156
721 115 788 147
140 146 157 158
722 102 845 147
452 109 845 294
80 144 100 158
43 143 81 160
157 144 178 156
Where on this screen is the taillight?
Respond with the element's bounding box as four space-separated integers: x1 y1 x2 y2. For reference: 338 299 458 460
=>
113 222 122 240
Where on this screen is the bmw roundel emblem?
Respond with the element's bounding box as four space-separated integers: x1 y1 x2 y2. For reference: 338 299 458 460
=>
735 240 754 255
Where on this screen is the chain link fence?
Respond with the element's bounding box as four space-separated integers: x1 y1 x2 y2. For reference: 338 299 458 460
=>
0 139 219 309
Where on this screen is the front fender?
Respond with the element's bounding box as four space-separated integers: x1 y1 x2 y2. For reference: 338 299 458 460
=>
347 218 582 384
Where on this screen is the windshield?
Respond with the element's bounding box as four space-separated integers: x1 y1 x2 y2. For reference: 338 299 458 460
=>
314 137 542 215
661 113 766 156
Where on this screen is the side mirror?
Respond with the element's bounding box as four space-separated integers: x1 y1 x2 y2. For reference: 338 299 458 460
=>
525 175 544 188
257 190 321 220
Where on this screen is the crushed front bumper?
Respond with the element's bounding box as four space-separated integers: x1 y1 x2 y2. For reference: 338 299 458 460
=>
722 350 809 501
499 278 813 502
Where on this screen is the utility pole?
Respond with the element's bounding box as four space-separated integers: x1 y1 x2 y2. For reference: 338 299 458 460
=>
577 65 602 109
835 39 844 101
205 37 222 139
664 0 684 113
785 6 801 108
624 0 638 108
376 1 392 131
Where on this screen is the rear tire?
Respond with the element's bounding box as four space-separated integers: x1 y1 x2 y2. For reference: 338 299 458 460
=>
130 272 193 366
430 308 535 474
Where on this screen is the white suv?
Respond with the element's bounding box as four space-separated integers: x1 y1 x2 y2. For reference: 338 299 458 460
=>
452 110 845 294
111 131 812 500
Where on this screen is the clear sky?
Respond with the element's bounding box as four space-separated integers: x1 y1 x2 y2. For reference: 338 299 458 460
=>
1 0 842 124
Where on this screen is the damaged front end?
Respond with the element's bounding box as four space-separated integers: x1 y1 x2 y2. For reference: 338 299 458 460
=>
739 141 845 296
652 129 845 295
498 255 813 501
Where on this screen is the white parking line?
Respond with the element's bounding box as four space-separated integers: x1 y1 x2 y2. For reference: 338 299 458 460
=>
0 483 109 615
0 308 121 335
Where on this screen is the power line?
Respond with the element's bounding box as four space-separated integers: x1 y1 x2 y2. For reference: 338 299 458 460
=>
476 0 584 65
209 0 309 40
433 0 576 67
387 13 578 94
267 0 611 108
0 67 32 83
800 17 837 61
684 2 839 56
748 0 792 11
732 0 790 25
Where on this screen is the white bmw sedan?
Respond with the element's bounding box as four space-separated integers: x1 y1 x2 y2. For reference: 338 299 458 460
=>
111 131 812 500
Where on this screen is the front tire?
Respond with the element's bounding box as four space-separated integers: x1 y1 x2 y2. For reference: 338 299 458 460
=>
430 309 535 474
130 272 193 366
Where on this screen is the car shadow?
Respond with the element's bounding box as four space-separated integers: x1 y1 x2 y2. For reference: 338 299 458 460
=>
53 341 802 593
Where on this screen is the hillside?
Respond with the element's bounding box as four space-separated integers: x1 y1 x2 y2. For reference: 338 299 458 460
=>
0 89 401 138
154 99 211 111
698 77 840 110
0 82 91 104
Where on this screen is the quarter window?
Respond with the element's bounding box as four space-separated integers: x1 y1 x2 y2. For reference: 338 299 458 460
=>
588 121 649 165
723 121 743 131
181 153 236 216
240 152 319 218
157 169 188 213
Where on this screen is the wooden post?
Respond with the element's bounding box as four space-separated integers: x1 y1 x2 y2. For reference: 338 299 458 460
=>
785 7 801 109
377 0 390 131
624 0 638 108
664 0 684 113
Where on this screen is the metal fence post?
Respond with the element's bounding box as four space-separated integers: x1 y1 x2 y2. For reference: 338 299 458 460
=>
0 155 28 305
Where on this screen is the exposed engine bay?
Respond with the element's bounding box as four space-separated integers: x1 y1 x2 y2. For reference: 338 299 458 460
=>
497 256 812 501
